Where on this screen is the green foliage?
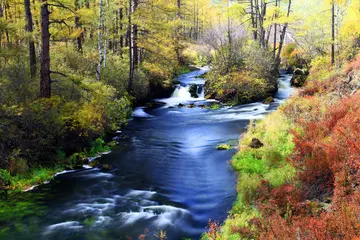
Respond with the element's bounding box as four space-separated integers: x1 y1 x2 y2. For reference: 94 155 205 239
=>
205 45 277 104
281 43 309 71
220 111 296 239
9 167 63 190
194 55 209 67
232 151 267 174
206 103 221 110
206 71 271 104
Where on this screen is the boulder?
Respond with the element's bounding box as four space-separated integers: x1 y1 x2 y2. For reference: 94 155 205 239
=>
146 101 166 110
263 96 275 104
291 68 309 87
216 89 237 102
189 84 198 98
216 144 232 150
250 138 264 149
100 164 113 171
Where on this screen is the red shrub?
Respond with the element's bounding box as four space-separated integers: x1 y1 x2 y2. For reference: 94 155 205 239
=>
345 54 360 75
249 92 360 239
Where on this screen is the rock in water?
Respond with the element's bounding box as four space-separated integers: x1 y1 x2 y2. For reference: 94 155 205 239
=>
263 96 275 104
189 84 198 98
250 138 264 149
291 68 309 87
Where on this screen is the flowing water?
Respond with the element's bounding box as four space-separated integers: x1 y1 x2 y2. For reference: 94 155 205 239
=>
3 68 293 240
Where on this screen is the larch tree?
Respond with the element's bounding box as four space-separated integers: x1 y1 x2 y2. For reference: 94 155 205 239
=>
39 0 51 98
24 0 37 77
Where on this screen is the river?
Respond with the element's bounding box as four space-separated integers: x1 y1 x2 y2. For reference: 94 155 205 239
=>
2 68 293 240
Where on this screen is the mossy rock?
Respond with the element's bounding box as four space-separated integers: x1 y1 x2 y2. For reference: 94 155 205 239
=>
250 138 264 149
145 101 166 109
263 96 275 104
88 160 100 168
100 164 113 171
291 68 309 87
216 144 232 150
206 103 221 110
189 84 198 98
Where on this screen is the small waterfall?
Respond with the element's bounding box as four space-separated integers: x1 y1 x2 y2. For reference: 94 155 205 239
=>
275 74 293 100
197 85 205 99
171 85 192 99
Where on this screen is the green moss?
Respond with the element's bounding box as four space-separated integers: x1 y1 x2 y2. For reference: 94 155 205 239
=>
216 144 232 150
9 167 64 191
206 103 221 110
83 216 97 227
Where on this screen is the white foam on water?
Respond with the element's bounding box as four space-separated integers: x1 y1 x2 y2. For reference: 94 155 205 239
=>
23 185 39 192
121 212 155 225
82 164 93 169
63 198 116 216
204 102 269 122
54 169 76 177
44 221 83 235
93 216 112 227
171 85 192 99
132 107 153 118
120 205 189 227
125 190 157 199
80 172 113 179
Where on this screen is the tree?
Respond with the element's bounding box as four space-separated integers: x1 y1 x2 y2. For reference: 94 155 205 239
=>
39 0 51 98
96 0 104 81
275 0 292 70
24 0 37 78
128 0 138 92
74 0 83 52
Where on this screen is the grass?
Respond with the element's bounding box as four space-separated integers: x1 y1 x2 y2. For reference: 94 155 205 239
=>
9 167 64 192
0 137 113 192
214 110 297 239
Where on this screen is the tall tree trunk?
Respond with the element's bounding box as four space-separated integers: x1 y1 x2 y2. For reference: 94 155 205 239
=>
0 4 2 48
75 0 83 52
331 0 335 65
257 0 267 48
24 0 36 78
128 0 134 91
175 0 181 64
119 7 124 57
227 0 232 73
96 0 104 81
250 0 258 41
273 0 278 58
40 0 51 98
4 3 10 47
275 0 291 70
128 0 138 91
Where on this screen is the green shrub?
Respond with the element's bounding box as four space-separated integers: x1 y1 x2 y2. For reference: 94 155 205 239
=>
232 151 267 174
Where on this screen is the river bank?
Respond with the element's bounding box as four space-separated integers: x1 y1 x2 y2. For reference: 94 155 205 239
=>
208 56 360 239
0 67 293 240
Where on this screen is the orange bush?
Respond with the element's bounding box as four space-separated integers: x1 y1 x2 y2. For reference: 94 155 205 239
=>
248 92 360 239
345 54 360 75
